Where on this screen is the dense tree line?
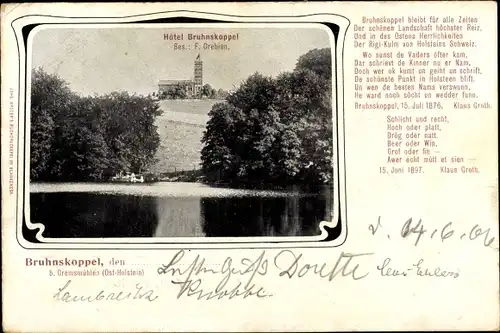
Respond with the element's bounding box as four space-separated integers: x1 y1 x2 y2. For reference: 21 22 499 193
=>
157 84 187 99
201 48 333 188
30 68 162 181
156 83 228 100
201 84 229 99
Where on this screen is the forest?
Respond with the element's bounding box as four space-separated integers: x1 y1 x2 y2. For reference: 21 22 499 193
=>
201 48 333 188
30 68 162 181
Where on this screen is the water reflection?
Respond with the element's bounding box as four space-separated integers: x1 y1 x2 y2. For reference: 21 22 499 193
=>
30 193 158 238
201 195 330 237
29 186 332 238
154 197 204 237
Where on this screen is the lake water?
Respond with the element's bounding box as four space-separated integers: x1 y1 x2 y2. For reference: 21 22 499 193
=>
29 182 333 238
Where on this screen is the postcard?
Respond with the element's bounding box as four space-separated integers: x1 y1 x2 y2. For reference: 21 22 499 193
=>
1 2 498 332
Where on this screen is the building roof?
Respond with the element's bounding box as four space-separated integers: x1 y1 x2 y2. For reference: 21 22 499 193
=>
158 79 194 85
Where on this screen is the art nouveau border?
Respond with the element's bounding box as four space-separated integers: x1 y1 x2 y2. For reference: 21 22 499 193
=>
11 10 350 249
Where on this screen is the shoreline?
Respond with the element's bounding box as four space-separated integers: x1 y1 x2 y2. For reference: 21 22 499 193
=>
29 181 325 198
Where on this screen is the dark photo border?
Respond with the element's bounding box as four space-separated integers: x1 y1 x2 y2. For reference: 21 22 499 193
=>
12 10 350 249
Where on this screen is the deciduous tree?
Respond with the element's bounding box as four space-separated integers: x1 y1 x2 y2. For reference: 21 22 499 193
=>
30 69 162 181
200 48 334 188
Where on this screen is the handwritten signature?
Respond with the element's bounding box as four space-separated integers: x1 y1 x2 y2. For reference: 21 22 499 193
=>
274 250 373 281
53 279 159 302
157 249 373 299
376 257 460 278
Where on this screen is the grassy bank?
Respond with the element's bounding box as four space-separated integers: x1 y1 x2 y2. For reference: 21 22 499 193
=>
155 169 204 182
150 99 220 174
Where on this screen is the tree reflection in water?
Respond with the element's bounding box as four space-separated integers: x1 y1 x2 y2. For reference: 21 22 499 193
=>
29 187 333 238
201 192 332 237
29 193 158 238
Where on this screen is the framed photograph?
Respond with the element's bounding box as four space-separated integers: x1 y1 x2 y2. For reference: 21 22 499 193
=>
25 22 346 247
2 2 498 332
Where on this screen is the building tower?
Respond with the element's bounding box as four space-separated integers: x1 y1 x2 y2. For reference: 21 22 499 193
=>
194 54 203 97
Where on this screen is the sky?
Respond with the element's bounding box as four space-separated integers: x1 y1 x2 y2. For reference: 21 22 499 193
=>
31 26 331 96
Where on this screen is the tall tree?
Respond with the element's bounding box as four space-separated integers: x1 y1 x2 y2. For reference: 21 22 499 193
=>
201 48 334 188
30 68 163 181
30 68 75 180
201 102 241 181
295 48 332 83
30 106 54 180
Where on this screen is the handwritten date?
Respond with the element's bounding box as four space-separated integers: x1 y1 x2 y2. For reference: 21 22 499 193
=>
370 216 496 248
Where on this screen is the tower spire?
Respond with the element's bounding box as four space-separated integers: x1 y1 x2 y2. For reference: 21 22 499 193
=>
194 54 203 97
